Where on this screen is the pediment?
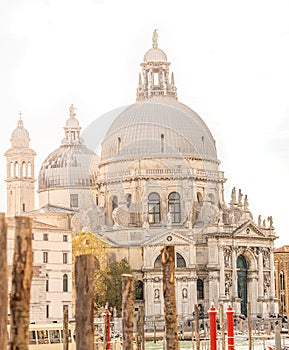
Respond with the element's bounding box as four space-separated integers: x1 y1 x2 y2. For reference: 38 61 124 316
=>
233 220 265 238
144 230 193 247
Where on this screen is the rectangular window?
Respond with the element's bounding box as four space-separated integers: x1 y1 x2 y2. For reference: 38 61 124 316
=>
63 253 68 264
46 275 49 292
70 194 78 208
43 233 48 241
63 235 68 242
46 305 49 319
43 252 48 263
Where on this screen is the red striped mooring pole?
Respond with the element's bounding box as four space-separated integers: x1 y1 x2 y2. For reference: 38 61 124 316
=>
208 303 217 350
226 304 235 350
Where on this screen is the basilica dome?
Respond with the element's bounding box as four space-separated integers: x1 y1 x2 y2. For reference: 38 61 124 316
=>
101 34 218 163
38 105 99 191
101 97 217 162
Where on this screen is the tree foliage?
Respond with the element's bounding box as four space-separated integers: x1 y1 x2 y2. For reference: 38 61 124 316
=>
72 233 143 316
95 258 132 316
72 230 110 313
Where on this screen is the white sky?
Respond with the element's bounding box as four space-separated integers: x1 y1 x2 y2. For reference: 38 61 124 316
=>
0 0 288 247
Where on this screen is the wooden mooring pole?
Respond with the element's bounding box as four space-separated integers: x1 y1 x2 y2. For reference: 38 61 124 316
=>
219 303 225 350
247 301 253 350
9 216 33 350
0 213 7 350
136 305 145 350
194 304 200 350
161 246 178 350
75 254 95 350
122 274 134 350
63 305 69 350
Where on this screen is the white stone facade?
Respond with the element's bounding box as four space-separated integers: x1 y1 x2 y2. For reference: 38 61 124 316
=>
4 33 279 323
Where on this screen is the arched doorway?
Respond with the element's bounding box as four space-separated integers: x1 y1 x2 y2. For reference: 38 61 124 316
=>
237 255 248 316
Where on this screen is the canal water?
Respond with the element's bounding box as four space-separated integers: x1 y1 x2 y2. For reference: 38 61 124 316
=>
144 337 289 350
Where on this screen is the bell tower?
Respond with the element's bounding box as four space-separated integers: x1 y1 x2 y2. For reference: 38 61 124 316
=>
4 115 36 217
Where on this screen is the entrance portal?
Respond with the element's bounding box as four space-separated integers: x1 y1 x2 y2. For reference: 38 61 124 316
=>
237 255 248 316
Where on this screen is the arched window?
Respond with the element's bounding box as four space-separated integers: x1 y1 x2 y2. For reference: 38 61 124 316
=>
168 192 181 223
161 134 164 153
197 279 204 299
135 280 144 300
117 137 121 155
237 255 248 316
176 252 186 268
154 252 186 269
154 255 162 268
9 162 14 177
15 162 19 177
280 271 286 313
22 161 27 177
27 162 32 177
63 274 68 292
126 194 132 209
197 192 203 203
280 271 285 290
46 274 49 292
148 192 161 224
112 196 118 211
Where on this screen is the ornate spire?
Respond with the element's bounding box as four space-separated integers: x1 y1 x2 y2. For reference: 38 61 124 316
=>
62 104 83 145
136 32 177 101
17 112 24 128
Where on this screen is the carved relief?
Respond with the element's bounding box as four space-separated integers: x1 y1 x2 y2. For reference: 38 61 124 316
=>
154 288 160 300
182 288 188 299
225 272 232 296
223 247 231 268
263 249 270 269
263 275 270 297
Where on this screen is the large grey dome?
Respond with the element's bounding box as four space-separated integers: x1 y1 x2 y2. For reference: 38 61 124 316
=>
101 97 218 162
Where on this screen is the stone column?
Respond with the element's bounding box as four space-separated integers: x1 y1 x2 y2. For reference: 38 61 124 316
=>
148 69 153 95
232 248 238 298
219 246 225 298
191 276 197 310
189 243 196 267
143 276 150 316
269 249 275 298
258 250 264 298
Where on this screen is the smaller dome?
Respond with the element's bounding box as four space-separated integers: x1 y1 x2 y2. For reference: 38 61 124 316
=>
11 119 30 148
38 144 99 190
64 117 80 128
11 119 29 140
144 48 167 63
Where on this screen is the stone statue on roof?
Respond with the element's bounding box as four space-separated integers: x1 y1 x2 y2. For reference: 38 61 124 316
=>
238 189 243 206
231 187 236 204
152 29 158 48
69 104 76 118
